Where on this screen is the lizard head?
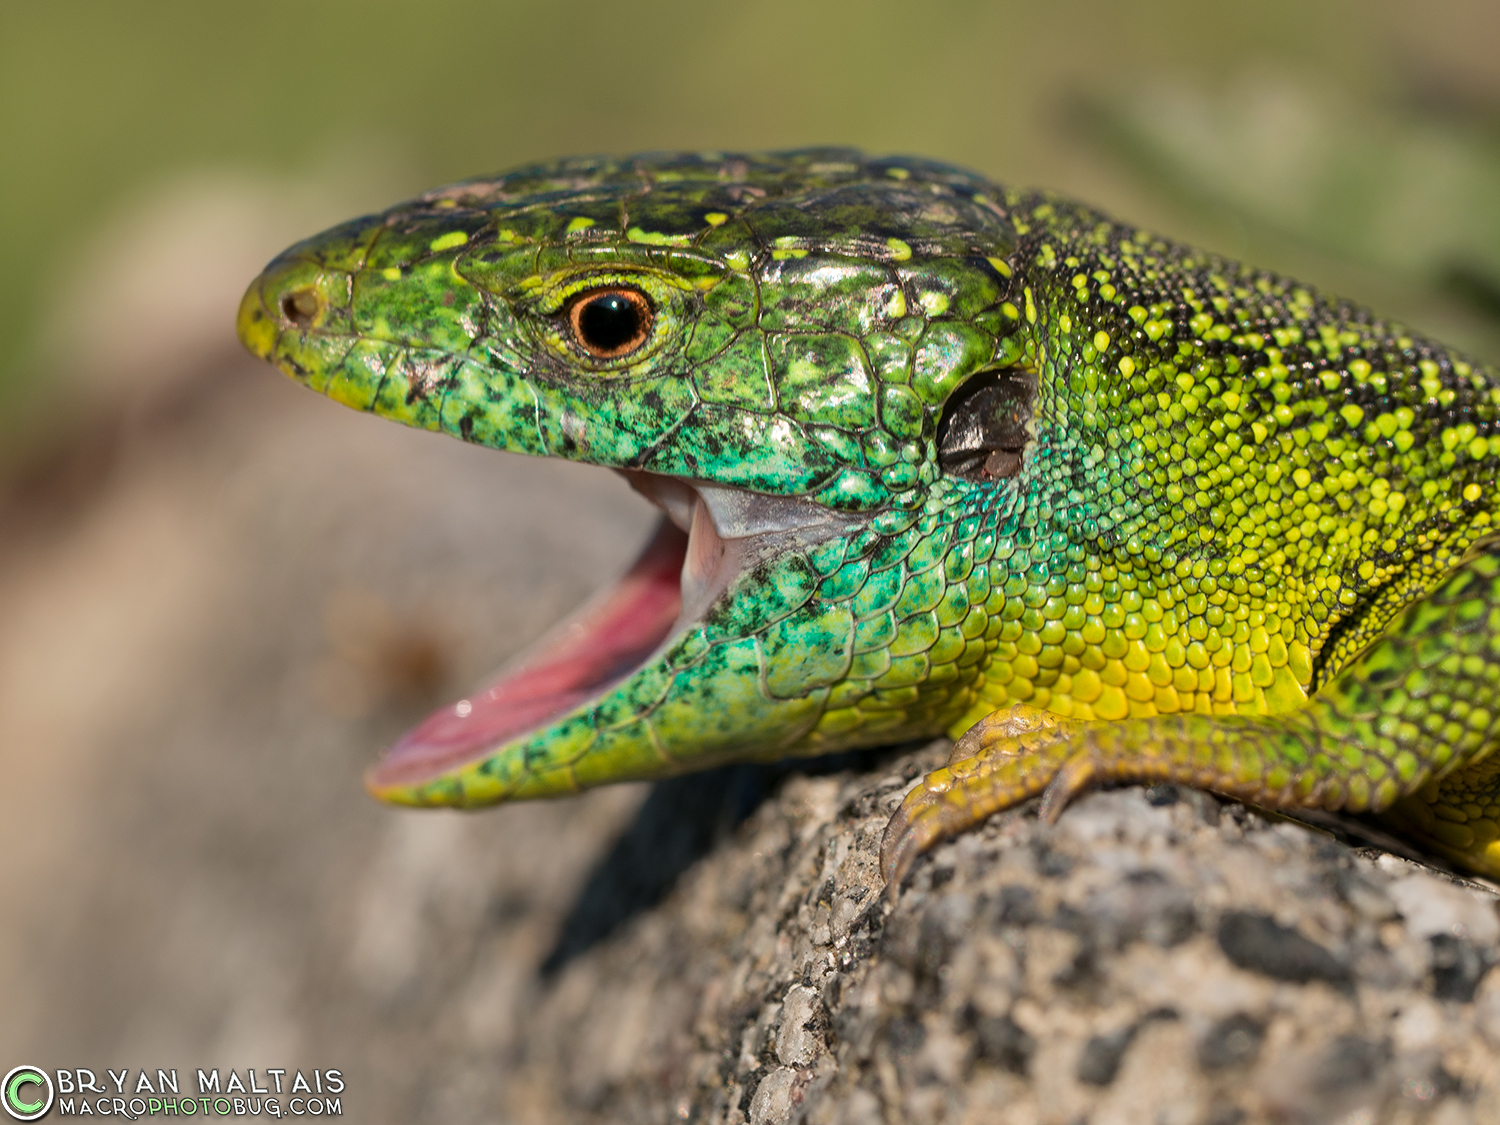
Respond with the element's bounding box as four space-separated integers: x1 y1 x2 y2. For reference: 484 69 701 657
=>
237 149 1029 806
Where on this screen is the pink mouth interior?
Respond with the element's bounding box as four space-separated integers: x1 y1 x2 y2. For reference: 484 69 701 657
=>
368 519 687 791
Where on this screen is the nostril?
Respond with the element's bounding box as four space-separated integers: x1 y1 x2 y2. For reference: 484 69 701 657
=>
281 288 322 327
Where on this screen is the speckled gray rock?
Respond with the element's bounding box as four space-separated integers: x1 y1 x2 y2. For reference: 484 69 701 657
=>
496 743 1500 1125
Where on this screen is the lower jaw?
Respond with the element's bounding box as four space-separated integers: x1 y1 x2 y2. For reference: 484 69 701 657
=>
365 472 858 797
366 516 689 794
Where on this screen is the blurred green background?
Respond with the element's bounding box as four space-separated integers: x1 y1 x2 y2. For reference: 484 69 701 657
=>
3 0 1498 446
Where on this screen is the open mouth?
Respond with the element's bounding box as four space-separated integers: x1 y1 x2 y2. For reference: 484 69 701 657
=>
367 473 862 794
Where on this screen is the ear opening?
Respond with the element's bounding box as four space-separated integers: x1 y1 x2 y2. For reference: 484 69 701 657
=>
936 367 1035 481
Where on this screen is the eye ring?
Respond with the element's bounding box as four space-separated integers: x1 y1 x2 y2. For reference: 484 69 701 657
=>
566 286 655 359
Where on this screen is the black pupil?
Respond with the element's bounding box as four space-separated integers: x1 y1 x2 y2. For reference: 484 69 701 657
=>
578 293 643 352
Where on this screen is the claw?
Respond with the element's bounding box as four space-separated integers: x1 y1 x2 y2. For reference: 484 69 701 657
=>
879 766 957 896
1036 750 1097 823
879 805 924 896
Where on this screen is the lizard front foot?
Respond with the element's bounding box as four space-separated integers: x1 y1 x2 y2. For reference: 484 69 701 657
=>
881 700 1316 897
880 696 1413 897
880 704 1092 893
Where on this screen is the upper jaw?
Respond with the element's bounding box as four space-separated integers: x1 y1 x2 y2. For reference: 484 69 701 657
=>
620 470 866 627
619 470 864 540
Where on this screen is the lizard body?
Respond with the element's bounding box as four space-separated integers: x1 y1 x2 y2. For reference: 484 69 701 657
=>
237 150 1500 886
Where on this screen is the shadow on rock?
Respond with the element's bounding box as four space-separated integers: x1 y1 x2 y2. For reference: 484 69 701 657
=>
540 747 899 976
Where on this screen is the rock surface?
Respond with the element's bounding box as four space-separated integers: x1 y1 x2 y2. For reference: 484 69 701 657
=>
486 745 1500 1125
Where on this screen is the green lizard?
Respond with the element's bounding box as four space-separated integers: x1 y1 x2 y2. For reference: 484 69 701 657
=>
237 149 1500 888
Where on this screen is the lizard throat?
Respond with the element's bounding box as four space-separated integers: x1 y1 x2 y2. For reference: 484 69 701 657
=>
366 475 858 794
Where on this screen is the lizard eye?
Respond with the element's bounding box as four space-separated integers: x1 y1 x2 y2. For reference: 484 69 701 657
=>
567 287 654 359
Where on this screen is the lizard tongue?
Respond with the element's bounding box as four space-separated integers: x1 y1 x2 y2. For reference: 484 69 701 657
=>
368 518 687 791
